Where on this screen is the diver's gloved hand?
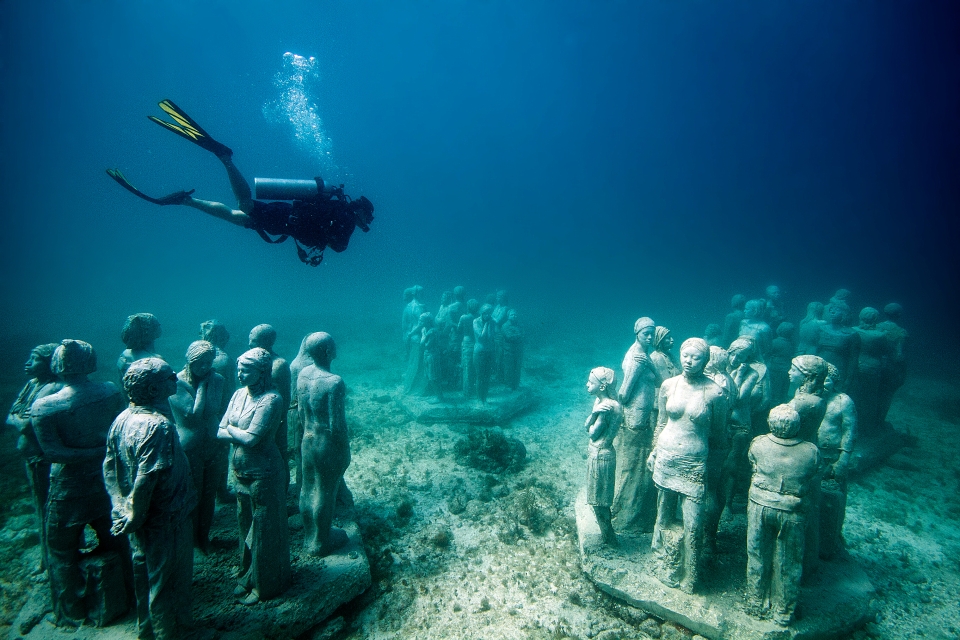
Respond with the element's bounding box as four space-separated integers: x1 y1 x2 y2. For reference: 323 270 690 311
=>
155 189 196 206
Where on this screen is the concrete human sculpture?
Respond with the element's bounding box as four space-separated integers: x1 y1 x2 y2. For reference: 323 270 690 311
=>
745 404 821 626
218 348 290 604
297 332 352 556
819 364 857 559
5 343 63 569
851 308 888 436
764 285 785 328
767 322 796 405
797 302 825 355
702 346 734 549
249 324 292 490
31 340 128 626
105 358 196 639
816 303 861 390
650 326 680 382
612 317 661 532
739 299 772 358
704 323 723 348
473 304 496 403
402 286 426 356
584 367 622 548
723 294 747 347
724 337 763 511
117 313 163 394
501 309 525 391
199 319 234 501
169 340 224 551
458 299 480 397
648 338 725 593
877 303 908 424
492 290 511 382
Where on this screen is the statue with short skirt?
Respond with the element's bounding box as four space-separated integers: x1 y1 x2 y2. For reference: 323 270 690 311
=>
584 367 622 548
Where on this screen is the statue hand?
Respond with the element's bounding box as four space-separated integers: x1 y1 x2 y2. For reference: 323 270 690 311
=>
634 353 649 367
646 450 656 473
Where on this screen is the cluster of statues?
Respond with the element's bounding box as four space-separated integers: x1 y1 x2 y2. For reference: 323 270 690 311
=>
402 286 524 402
584 286 908 626
6 314 354 638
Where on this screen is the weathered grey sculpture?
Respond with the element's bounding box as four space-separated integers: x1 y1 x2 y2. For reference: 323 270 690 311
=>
739 299 772 358
473 304 496 402
218 348 290 604
200 319 234 501
298 332 352 556
650 326 680 382
851 308 888 436
797 301 825 355
249 324 292 490
458 299 480 397
703 323 723 348
768 322 796 405
401 285 425 356
169 340 225 552
5 343 63 569
819 364 857 559
404 310 430 395
723 294 747 347
724 337 763 511
435 290 455 330
648 338 725 593
105 358 197 639
703 346 734 548
501 309 524 391
584 367 622 548
117 313 163 397
612 317 661 532
745 404 820 626
420 314 445 401
31 340 128 626
492 290 511 382
815 303 861 390
877 302 907 423
764 285 785 328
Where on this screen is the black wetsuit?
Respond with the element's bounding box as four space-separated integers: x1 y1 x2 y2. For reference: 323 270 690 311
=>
248 199 357 253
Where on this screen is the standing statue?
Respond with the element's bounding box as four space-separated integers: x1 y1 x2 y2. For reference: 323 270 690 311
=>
105 358 196 640
434 290 455 330
612 318 661 533
404 311 430 395
473 304 496 402
723 294 747 348
492 290 511 382
31 340 128 626
703 324 723 348
401 286 425 357
724 338 763 511
877 302 908 424
767 322 796 405
420 314 445 401
650 326 680 382
584 367 622 548
218 348 290 604
764 285 785 329
648 338 725 593
117 313 163 400
819 364 857 559
745 404 821 626
702 346 734 549
5 343 63 570
851 308 889 436
501 309 525 391
796 302 824 355
458 299 480 397
200 319 234 500
249 324 292 491
169 340 224 552
739 299 772 359
297 332 352 556
815 303 861 391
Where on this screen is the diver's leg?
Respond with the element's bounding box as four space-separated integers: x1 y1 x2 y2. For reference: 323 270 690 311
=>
218 156 254 214
182 197 251 228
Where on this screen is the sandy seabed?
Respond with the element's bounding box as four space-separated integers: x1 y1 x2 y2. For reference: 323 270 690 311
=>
1 323 958 640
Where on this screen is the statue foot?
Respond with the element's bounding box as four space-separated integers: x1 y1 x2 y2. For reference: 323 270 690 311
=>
310 527 350 557
238 590 260 606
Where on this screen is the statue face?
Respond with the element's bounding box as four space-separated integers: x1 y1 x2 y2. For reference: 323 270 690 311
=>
680 345 707 376
824 375 836 392
637 326 655 351
160 364 179 398
24 351 48 377
586 376 601 395
189 351 215 381
788 364 804 388
663 335 675 351
237 362 261 388
828 305 844 324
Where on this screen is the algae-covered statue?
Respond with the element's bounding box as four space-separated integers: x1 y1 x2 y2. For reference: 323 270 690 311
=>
815 302 860 390
169 340 224 552
819 364 857 559
650 326 680 382
584 367 622 548
612 317 661 533
745 404 821 626
648 338 725 593
767 322 796 405
402 286 426 356
105 358 197 639
458 299 480 397
851 307 888 436
218 348 290 604
723 294 747 348
5 343 63 569
797 301 824 356
297 332 352 556
117 313 163 382
31 340 128 626
877 302 908 424
250 324 292 490
473 304 496 403
739 299 772 358
199 319 234 501
501 309 525 391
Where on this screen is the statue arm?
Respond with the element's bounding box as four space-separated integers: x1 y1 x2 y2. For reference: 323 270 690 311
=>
111 471 159 536
329 380 347 435
33 410 105 463
227 395 282 446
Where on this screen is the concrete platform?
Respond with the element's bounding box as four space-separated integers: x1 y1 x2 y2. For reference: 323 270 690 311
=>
575 489 875 640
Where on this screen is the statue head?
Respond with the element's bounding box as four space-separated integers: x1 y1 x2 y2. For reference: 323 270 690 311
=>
124 358 177 406
200 319 230 349
776 322 795 340
403 287 414 303
744 299 765 320
587 366 617 398
507 309 519 323
411 285 424 301
52 340 97 377
25 343 60 380
653 326 673 353
679 338 710 377
789 355 827 395
303 332 337 368
467 299 480 315
826 302 850 325
633 317 655 351
859 307 880 328
705 346 730 377
883 302 903 321
767 404 801 439
440 291 453 306
121 313 162 350
237 347 274 394
765 285 782 301
479 304 493 320
824 363 840 392
704 324 721 341
249 324 277 350
453 286 466 302
728 337 756 366
496 290 509 305
731 294 747 311
832 289 851 302
805 301 824 320
183 340 216 385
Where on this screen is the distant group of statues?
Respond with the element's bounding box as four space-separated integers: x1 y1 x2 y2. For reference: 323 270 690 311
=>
401 285 524 402
583 286 908 626
6 314 354 637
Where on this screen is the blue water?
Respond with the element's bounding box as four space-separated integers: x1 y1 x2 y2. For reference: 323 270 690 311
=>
0 1 957 372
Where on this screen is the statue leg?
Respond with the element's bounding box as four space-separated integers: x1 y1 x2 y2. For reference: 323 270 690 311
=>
131 516 193 639
45 500 87 626
745 501 774 615
679 495 705 594
772 510 805 625
26 459 51 570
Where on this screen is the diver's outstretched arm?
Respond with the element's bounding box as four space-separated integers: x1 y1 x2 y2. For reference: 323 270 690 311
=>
182 197 251 228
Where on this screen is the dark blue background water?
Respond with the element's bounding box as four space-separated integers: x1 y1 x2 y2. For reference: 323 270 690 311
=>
1 1 957 372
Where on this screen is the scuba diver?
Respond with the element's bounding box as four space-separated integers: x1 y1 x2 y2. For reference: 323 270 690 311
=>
107 100 374 266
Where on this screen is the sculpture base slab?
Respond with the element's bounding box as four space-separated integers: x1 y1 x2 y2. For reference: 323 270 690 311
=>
851 421 910 475
575 490 875 640
398 387 535 425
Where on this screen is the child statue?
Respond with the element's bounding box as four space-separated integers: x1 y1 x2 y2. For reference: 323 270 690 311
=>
584 367 622 548
746 404 821 626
